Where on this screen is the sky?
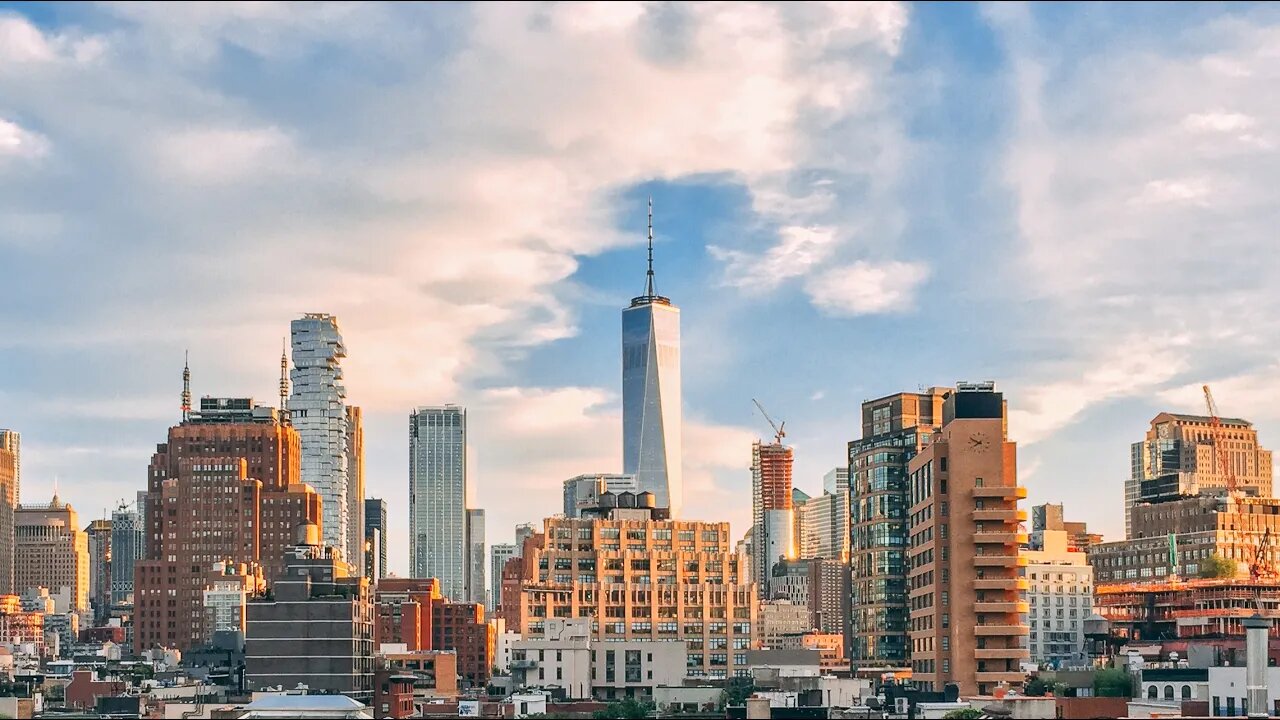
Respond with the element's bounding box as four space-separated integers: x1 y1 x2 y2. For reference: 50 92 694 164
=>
5 2 1280 576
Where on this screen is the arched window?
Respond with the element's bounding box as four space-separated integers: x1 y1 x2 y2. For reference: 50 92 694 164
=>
1164 685 1175 700
1181 685 1192 700
1148 686 1158 699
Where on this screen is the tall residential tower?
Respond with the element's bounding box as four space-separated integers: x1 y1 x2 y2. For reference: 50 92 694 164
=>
622 200 682 516
409 405 467 600
751 440 795 598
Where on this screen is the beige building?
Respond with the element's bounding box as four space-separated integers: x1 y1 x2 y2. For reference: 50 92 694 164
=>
511 501 756 680
758 599 811 648
511 617 687 701
1023 529 1092 669
906 383 1028 695
1128 412 1273 538
15 494 88 613
0 445 14 596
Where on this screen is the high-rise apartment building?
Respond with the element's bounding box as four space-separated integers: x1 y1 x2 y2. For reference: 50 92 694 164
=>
409 405 467 599
364 498 387 580
563 474 639 518
1024 530 1092 669
622 202 682 516
15 493 89 613
848 387 946 669
0 429 19 503
489 543 517 613
466 508 486 606
797 471 849 562
1030 503 1101 553
135 396 321 652
509 502 756 680
906 382 1028 695
85 518 112 621
290 314 364 569
0 442 15 595
110 501 143 607
1128 412 1272 538
752 440 795 598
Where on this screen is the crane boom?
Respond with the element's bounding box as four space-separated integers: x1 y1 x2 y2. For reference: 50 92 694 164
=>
1202 384 1238 495
751 398 786 445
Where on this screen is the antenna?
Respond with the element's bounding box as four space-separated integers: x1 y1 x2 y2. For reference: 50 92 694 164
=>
181 350 191 422
645 196 656 297
279 338 290 425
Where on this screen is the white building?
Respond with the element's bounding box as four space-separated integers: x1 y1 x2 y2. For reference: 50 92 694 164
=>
622 204 682 516
758 600 812 648
204 578 248 637
510 618 687 701
1207 666 1280 717
563 474 638 518
290 313 363 568
409 405 467 600
1023 529 1092 668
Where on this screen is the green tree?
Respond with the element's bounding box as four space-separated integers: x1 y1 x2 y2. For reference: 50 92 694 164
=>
719 680 755 708
592 698 654 719
1093 668 1134 697
942 710 983 720
1199 553 1238 579
1023 676 1049 696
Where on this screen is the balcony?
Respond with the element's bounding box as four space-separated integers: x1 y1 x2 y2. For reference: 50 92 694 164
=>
975 670 1027 684
973 532 1029 546
972 508 1027 523
973 555 1025 568
973 577 1029 591
973 624 1028 637
974 647 1030 660
511 659 538 670
972 486 1028 499
974 601 1029 614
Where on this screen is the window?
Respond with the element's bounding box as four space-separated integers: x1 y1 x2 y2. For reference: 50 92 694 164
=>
1163 686 1174 701
1147 687 1158 700
1181 685 1192 700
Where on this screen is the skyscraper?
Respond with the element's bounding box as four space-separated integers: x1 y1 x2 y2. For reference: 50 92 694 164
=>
111 500 143 607
490 543 517 613
751 440 795 598
290 314 363 568
466 508 486 606
0 429 19 502
562 473 638 518
85 518 112 621
0 441 14 595
409 405 467 600
364 498 387 580
15 492 89 613
622 200 682 516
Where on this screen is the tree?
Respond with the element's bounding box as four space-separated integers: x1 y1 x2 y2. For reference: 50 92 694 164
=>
1023 676 1049 696
942 710 983 720
1093 668 1133 698
719 679 755 708
592 698 654 719
1199 553 1238 579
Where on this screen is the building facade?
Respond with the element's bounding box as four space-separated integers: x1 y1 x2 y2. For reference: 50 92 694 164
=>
510 617 687 701
563 474 639 518
797 483 848 562
1024 529 1092 669
15 494 88 613
0 444 15 596
373 577 441 652
365 498 387 580
0 429 19 503
202 562 259 641
622 210 682 516
906 382 1028 695
1030 503 1102 553
759 600 812 648
510 508 755 680
466 508 486 606
752 441 795 598
109 502 143 607
432 600 494 688
409 405 467 599
848 388 946 668
490 543 517 614
85 519 111 621
134 396 321 652
290 313 361 568
245 525 374 700
1128 412 1273 538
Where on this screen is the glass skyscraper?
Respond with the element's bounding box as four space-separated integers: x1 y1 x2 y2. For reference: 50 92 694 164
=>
409 405 467 600
622 202 682 516
111 500 144 606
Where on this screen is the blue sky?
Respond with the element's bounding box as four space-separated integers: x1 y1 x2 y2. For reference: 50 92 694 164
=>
5 2 1280 575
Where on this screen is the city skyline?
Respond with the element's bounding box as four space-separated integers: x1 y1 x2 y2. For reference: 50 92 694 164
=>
9 3 1280 576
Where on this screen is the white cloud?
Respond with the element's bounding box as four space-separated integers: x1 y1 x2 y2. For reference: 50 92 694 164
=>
0 118 49 159
710 225 840 290
0 14 104 65
155 126 295 184
1182 111 1256 133
804 260 929 317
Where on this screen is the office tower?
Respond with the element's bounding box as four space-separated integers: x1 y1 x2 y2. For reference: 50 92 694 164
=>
0 429 18 502
0 443 14 595
465 508 486 605
489 544 517 612
508 499 756 680
622 201 682 516
409 405 467 599
290 313 363 568
245 523 374 700
15 492 89 612
797 473 849 562
110 501 143 607
85 519 112 621
906 382 1028 695
135 394 321 652
848 387 947 669
751 440 795 598
1030 503 1101 552
1128 412 1272 538
1024 530 1092 669
364 498 387 580
563 474 638 518
346 406 365 571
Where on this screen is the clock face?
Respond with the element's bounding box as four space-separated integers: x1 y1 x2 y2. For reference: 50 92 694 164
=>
968 432 992 453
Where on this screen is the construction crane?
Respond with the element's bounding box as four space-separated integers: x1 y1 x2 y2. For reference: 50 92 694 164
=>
751 398 786 445
1250 527 1278 580
1202 384 1239 495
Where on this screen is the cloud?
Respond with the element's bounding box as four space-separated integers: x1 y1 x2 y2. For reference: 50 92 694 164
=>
804 260 929 316
0 13 104 64
155 126 295 184
709 225 840 290
0 118 49 159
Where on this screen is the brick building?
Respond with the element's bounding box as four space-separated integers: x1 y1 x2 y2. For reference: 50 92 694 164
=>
433 602 493 688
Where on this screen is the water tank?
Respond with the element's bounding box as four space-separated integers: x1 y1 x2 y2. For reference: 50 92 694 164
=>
637 491 656 509
295 521 321 546
617 491 636 508
599 492 617 508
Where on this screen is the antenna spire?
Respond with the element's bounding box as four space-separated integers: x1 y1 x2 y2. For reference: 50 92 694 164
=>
645 196 656 297
279 338 290 425
181 350 191 422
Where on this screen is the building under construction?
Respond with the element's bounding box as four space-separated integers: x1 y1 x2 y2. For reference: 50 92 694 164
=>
1094 577 1280 641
